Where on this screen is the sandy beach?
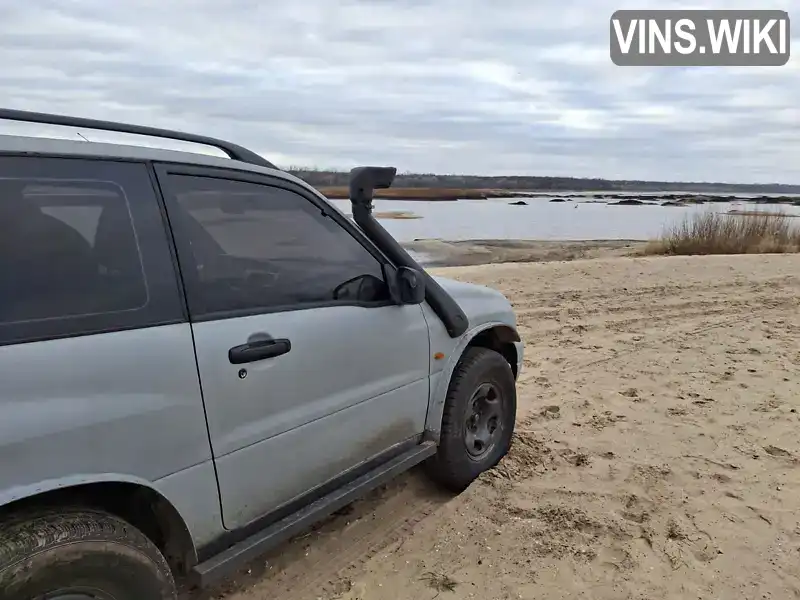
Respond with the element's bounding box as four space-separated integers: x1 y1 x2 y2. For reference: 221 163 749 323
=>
197 251 800 600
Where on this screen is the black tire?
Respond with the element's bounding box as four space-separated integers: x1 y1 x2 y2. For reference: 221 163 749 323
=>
425 347 517 492
0 509 176 600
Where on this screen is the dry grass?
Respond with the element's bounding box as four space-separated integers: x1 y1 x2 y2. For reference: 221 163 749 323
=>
419 571 458 595
728 209 800 217
644 209 800 256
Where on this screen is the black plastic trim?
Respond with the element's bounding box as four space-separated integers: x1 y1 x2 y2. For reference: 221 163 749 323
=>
192 439 435 585
190 299 395 324
195 435 418 562
0 108 277 169
492 324 521 343
146 162 192 323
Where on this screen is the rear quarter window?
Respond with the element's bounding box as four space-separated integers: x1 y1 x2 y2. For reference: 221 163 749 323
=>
0 157 184 345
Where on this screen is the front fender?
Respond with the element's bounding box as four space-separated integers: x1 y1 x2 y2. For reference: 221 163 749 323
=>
423 321 521 439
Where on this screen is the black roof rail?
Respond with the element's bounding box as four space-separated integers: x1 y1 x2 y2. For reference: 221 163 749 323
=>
0 108 278 169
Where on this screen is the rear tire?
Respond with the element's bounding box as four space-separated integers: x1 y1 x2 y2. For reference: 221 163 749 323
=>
0 509 176 600
425 347 517 492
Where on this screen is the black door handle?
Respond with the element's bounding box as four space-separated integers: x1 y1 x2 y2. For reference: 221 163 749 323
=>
228 338 291 364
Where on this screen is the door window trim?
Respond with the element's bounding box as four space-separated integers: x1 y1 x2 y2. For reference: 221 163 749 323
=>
154 163 398 322
157 163 392 263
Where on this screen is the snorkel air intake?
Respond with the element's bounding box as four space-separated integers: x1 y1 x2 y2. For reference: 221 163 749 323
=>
348 166 469 338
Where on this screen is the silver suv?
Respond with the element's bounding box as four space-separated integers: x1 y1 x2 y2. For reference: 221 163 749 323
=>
0 109 523 600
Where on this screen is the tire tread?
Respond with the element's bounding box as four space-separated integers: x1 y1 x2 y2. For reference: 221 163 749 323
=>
0 508 175 599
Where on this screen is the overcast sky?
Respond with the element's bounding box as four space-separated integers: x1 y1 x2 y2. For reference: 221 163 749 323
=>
0 1 796 183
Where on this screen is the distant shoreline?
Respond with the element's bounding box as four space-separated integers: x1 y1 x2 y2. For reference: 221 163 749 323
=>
317 186 800 205
294 169 800 195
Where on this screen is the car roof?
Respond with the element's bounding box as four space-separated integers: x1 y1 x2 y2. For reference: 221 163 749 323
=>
0 133 315 192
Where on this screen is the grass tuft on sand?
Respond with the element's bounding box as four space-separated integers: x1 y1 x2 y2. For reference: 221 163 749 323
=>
643 209 800 256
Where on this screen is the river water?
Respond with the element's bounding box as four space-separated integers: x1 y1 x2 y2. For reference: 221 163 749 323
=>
329 196 800 243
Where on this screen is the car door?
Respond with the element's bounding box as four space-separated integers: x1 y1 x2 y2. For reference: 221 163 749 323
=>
155 164 432 530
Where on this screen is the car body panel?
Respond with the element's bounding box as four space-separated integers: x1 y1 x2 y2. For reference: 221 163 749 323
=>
153 460 225 551
0 324 212 498
192 304 431 529
421 276 521 436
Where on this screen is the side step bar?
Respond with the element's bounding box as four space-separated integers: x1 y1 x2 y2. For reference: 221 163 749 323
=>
191 441 438 587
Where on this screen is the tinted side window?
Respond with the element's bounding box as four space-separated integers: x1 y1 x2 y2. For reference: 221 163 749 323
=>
0 157 183 345
163 174 390 317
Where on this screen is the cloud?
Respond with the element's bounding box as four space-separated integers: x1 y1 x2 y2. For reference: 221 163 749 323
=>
0 0 796 182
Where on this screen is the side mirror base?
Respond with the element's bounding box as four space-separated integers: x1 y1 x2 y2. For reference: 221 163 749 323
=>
396 266 425 305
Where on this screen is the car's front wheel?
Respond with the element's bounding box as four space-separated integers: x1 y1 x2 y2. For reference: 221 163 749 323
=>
0 509 176 600
425 346 517 492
